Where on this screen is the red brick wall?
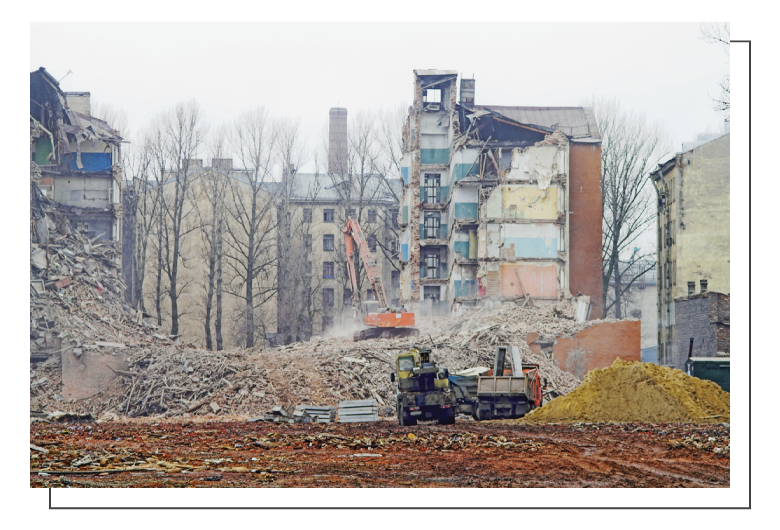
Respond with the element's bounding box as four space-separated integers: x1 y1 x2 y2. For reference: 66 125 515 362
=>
61 350 129 401
568 143 603 319
552 321 640 379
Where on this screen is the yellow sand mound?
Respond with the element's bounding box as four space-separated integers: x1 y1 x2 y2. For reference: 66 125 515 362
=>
521 359 730 424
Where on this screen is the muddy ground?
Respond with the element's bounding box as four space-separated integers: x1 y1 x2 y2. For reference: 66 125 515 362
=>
30 419 729 488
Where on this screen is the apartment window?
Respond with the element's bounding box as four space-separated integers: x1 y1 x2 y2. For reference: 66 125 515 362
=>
323 288 334 307
368 234 377 252
390 208 399 229
305 261 312 276
424 174 440 204
304 234 312 253
368 209 377 223
687 281 696 297
322 316 333 331
323 261 334 278
344 289 353 304
323 234 335 251
424 212 441 239
700 279 708 294
391 271 400 288
347 208 356 220
425 252 440 279
366 289 375 300
324 209 334 223
303 208 312 223
390 239 398 254
423 88 442 104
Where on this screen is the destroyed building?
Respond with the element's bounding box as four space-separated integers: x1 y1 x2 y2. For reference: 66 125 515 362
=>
397 70 603 317
652 131 730 368
30 68 125 242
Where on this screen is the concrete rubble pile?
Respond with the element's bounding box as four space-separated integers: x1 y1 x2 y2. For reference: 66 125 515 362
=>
30 186 195 414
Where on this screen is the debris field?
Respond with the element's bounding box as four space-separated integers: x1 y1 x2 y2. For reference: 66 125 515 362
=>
30 420 730 488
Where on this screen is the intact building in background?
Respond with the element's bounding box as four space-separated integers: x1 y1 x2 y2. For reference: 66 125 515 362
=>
30 68 124 242
652 132 730 369
397 69 604 318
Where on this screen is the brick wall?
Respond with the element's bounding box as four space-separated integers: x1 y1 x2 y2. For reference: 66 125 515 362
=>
672 292 729 369
551 320 641 379
568 143 604 319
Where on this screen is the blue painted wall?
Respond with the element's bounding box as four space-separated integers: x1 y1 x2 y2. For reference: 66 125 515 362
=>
401 243 409 262
502 237 558 258
453 280 476 298
452 163 478 181
453 202 478 220
421 148 449 165
401 167 409 185
453 241 469 257
64 152 113 172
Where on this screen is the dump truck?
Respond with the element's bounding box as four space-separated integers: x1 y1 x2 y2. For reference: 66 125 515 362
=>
448 345 542 420
391 346 457 426
343 217 420 341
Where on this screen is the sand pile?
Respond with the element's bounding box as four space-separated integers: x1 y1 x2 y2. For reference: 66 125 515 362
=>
521 360 730 424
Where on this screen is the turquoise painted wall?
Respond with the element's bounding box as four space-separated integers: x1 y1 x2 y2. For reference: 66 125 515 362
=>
453 202 478 220
403 206 408 224
453 163 478 181
453 241 469 257
453 280 476 298
401 167 409 185
421 148 449 165
503 237 558 258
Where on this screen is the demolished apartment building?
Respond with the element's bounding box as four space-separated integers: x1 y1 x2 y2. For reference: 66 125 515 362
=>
397 70 603 318
30 67 124 242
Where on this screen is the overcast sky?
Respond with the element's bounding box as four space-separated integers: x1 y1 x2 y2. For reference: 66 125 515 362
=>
30 22 729 255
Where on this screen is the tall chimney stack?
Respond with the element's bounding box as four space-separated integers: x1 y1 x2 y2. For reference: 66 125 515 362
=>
328 108 348 175
460 78 475 108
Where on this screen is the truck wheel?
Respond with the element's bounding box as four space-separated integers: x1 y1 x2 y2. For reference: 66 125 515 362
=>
438 409 455 425
397 402 417 426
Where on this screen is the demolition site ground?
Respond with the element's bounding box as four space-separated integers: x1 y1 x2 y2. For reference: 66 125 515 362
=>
30 420 729 488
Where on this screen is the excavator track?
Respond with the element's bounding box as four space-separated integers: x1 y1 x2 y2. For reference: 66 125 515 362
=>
353 327 420 342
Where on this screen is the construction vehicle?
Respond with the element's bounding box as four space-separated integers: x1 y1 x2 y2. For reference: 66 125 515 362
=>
449 345 542 420
343 217 420 341
390 346 457 425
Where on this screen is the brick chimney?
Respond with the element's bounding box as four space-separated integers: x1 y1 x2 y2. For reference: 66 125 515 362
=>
460 78 475 108
212 158 233 172
328 108 348 175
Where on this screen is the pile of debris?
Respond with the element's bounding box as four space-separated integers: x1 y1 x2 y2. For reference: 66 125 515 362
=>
521 359 731 424
30 183 189 413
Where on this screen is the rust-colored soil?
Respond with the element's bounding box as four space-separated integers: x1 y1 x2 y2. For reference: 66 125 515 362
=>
30 419 729 488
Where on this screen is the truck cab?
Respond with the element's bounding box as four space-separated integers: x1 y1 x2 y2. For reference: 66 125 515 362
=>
392 347 456 425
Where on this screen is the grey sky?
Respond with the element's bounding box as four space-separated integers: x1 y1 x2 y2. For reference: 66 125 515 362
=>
31 22 728 256
31 22 728 161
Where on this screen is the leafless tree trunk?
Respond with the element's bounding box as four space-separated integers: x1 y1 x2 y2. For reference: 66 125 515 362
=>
590 97 670 318
148 100 207 335
191 131 229 349
223 107 281 348
700 22 730 120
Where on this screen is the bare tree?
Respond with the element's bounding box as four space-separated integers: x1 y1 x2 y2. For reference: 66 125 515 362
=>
192 129 229 349
275 119 315 344
123 131 160 311
700 22 730 120
223 108 280 348
591 96 671 318
146 101 208 335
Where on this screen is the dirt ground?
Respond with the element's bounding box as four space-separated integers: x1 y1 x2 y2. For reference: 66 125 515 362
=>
30 419 729 488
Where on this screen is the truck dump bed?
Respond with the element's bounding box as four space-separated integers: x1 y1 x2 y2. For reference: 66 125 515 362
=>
477 376 527 396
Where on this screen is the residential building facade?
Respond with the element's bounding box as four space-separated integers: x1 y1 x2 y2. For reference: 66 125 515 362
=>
30 68 124 242
652 133 730 368
397 70 604 317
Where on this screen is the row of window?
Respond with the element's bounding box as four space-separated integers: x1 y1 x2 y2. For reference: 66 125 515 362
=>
319 273 401 307
307 234 398 253
303 208 398 226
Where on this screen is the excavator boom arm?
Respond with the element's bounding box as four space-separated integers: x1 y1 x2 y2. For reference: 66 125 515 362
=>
343 217 389 308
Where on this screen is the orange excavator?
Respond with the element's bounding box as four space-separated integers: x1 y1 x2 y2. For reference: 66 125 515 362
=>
343 217 420 342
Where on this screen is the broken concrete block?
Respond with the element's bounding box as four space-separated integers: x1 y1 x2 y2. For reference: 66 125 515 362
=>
31 248 47 269
209 402 221 414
